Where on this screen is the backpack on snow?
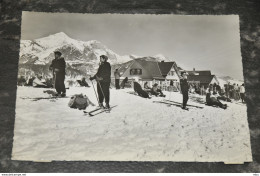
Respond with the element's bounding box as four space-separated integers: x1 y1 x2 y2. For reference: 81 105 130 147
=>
68 94 95 110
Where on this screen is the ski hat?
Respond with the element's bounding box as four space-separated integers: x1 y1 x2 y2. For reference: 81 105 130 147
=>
181 71 187 76
54 51 62 56
100 55 108 61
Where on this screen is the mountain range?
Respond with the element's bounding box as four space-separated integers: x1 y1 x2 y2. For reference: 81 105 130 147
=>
18 32 168 78
18 32 242 86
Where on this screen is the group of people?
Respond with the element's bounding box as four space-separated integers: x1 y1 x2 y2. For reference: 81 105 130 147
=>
133 81 166 99
224 83 245 102
179 72 247 110
189 82 245 102
20 50 246 111
144 82 166 97
204 83 245 109
17 74 53 88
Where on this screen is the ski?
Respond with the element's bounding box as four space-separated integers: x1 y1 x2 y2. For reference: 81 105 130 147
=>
85 105 117 116
153 100 203 109
153 101 189 110
83 107 103 114
20 96 69 101
163 99 204 109
153 100 181 107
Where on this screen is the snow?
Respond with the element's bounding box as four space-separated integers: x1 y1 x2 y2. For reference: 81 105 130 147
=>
35 32 85 52
119 55 136 63
20 32 136 65
12 86 252 162
154 54 170 61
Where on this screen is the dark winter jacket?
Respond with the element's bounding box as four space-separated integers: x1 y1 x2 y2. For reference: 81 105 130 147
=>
49 57 66 76
180 78 189 93
94 62 111 83
134 82 149 98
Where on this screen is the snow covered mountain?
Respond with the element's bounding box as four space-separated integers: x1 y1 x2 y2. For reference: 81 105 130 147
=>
19 32 169 78
19 32 132 65
216 75 244 87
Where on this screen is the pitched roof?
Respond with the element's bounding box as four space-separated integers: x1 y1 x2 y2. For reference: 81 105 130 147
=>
112 60 134 75
112 59 180 80
187 70 211 76
187 75 215 84
158 62 175 76
135 59 164 79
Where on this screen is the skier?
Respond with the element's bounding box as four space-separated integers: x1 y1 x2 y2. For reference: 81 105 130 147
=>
49 51 66 97
90 55 111 109
114 68 121 89
180 72 189 110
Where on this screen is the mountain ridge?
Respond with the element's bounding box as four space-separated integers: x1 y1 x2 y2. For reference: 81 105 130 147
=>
19 32 169 78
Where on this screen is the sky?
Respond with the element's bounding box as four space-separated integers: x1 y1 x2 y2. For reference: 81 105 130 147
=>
21 12 243 80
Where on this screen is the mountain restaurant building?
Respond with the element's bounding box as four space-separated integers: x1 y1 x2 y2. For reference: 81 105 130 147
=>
111 59 181 90
186 69 219 88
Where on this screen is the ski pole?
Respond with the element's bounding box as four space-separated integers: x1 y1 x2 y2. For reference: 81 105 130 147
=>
96 79 107 103
53 70 56 89
91 80 100 106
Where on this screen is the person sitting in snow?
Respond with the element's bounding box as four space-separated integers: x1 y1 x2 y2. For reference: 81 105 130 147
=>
206 86 227 109
144 82 151 90
26 75 35 86
133 78 150 98
151 83 165 97
32 75 48 88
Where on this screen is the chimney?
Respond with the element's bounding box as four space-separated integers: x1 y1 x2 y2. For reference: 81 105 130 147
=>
193 68 195 71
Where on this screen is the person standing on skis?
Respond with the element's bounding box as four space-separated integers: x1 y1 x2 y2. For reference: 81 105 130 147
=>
90 55 111 109
49 51 66 97
180 72 189 110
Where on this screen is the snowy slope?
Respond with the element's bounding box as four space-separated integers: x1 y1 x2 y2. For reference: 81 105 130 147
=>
13 86 252 162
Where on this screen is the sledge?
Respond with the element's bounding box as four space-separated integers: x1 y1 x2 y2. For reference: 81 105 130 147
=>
163 99 204 109
83 105 117 116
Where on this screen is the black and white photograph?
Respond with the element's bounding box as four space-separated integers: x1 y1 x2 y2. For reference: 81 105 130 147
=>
12 12 252 163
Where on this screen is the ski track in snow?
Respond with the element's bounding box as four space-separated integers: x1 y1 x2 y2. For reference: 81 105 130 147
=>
12 86 252 162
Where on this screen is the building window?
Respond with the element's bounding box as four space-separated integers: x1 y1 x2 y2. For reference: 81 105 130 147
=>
130 69 142 75
168 71 175 76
